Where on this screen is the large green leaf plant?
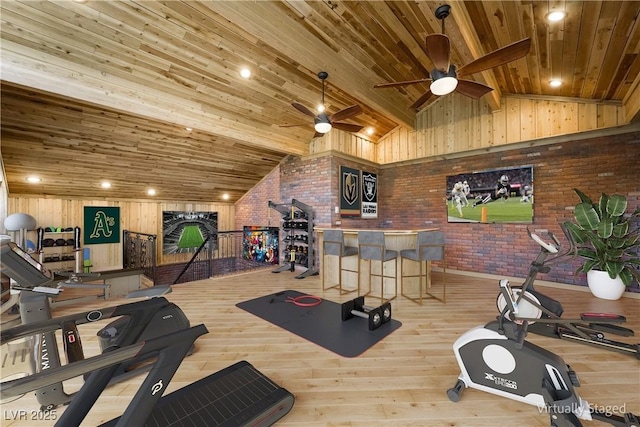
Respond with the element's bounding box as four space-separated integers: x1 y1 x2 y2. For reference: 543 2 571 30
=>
565 189 640 286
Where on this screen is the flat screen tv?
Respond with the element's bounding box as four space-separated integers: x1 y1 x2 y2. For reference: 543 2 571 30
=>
446 166 533 224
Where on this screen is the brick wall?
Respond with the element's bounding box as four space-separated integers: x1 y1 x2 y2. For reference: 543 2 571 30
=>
236 131 640 290
378 131 639 288
234 164 282 230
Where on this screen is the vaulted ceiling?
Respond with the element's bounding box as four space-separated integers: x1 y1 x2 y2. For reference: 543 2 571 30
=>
2 1 639 202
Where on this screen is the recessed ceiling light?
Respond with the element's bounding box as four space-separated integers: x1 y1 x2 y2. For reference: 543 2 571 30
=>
26 176 41 183
546 10 566 22
549 79 562 87
185 127 192 132
366 127 375 136
317 104 325 113
222 193 230 200
240 68 251 79
147 189 156 196
100 181 112 189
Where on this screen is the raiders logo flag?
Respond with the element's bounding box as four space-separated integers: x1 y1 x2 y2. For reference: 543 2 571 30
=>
361 171 378 218
340 166 361 217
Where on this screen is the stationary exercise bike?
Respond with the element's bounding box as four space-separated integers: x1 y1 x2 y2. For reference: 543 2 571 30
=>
447 228 640 426
495 223 639 359
0 239 192 410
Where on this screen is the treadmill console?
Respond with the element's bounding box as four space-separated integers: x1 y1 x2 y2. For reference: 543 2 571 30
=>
0 240 52 287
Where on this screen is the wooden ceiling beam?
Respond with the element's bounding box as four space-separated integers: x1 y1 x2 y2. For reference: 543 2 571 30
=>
0 41 308 157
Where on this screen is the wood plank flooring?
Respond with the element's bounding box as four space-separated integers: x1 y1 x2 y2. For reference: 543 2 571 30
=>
2 268 639 426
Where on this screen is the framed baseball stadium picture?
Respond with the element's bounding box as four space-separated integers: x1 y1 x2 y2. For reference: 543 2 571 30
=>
446 166 534 224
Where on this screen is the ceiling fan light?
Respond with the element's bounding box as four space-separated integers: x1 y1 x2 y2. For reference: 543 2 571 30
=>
314 122 332 134
430 76 458 95
546 11 566 22
314 112 332 134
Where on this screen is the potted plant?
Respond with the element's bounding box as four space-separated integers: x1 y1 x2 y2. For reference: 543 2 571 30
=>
565 188 640 300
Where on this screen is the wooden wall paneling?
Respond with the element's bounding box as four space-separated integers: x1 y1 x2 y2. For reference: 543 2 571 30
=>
535 99 553 138
310 135 329 154
598 104 621 128
392 129 402 161
519 98 536 141
376 127 397 164
361 135 376 161
480 103 493 149
505 97 522 143
578 103 598 131
383 132 398 163
465 98 479 151
393 96 626 165
7 197 235 271
560 102 579 135
444 95 455 153
401 127 415 161
491 101 507 147
346 133 358 157
415 122 427 159
453 95 470 151
433 98 446 156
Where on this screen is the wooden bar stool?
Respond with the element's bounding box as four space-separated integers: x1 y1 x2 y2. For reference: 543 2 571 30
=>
400 231 446 304
322 230 359 294
357 231 398 303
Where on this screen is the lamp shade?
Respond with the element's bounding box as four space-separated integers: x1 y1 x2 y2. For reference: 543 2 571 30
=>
430 65 458 96
314 122 332 134
314 112 332 134
430 76 458 96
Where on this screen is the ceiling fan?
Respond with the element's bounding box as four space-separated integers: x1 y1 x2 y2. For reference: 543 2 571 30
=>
281 71 364 137
373 4 531 110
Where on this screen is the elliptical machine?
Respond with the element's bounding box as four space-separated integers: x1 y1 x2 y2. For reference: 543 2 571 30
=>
447 227 639 426
495 223 639 359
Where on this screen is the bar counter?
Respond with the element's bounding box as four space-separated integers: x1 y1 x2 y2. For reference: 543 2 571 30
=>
315 227 439 300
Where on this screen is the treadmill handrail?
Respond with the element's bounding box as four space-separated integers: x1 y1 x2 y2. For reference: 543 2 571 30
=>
1 297 170 345
0 342 143 400
57 324 209 427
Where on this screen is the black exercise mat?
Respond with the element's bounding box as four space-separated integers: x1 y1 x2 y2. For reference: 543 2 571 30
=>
236 290 402 357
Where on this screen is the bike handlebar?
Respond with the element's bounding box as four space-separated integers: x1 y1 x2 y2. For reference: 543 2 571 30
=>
527 228 559 254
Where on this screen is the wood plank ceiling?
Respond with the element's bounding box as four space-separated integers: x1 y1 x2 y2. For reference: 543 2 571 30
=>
1 1 639 203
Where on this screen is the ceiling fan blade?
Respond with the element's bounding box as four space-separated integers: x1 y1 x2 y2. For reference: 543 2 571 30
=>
425 34 451 72
410 90 435 110
455 79 494 99
458 38 532 77
278 123 311 128
313 131 325 138
332 122 364 133
291 102 317 118
330 105 362 122
373 78 432 88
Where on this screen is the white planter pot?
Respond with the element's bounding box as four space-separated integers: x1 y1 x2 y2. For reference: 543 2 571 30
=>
586 270 626 300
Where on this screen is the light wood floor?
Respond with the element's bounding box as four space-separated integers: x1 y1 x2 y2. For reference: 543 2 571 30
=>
2 268 639 426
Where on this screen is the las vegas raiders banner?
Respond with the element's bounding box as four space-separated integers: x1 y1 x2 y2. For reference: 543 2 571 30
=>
340 166 361 217
361 171 378 218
